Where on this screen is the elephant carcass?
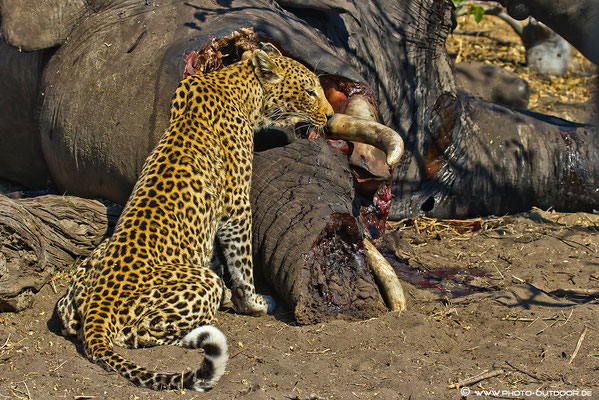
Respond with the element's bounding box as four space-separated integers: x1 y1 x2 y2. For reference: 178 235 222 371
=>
455 61 530 109
0 0 364 204
1 0 403 208
289 0 598 218
496 0 599 65
1 0 597 218
0 41 49 188
251 138 390 324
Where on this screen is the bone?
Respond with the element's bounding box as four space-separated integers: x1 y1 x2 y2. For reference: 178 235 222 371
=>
324 106 404 166
363 239 407 312
344 94 377 120
344 95 392 180
350 143 391 182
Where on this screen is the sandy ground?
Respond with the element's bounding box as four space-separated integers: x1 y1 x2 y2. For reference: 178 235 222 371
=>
1 10 599 400
1 209 598 399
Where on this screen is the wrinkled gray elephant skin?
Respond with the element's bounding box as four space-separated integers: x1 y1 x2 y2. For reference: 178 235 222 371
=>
0 42 49 188
0 0 88 51
1 0 362 204
400 93 599 218
251 138 386 324
274 0 360 23
455 61 530 109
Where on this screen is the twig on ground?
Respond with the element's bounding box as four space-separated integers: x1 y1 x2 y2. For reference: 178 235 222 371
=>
180 370 184 395
526 317 539 328
229 348 246 360
546 234 595 252
561 308 574 326
505 360 552 381
448 368 504 388
10 381 32 400
568 326 589 364
23 382 31 400
503 315 561 322
551 288 599 298
49 359 69 372
537 319 560 336
0 334 10 350
306 348 330 354
493 264 504 279
506 333 526 342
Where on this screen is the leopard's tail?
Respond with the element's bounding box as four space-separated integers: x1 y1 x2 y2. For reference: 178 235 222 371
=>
91 325 228 391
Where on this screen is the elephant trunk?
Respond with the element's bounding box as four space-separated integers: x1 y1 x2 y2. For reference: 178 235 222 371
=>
251 139 387 324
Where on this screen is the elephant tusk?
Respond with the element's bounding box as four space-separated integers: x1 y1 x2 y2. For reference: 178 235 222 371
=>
324 111 404 166
343 95 392 180
344 94 377 121
363 238 407 313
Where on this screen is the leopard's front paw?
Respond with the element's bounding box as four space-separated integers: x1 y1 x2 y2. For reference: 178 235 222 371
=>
232 286 275 316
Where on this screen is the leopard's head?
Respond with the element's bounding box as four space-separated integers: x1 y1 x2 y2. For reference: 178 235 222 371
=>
252 44 334 131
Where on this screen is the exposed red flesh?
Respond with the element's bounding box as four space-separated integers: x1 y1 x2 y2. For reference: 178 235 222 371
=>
359 181 392 240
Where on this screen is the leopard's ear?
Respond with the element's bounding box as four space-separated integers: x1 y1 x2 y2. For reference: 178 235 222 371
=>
252 49 283 84
259 42 282 57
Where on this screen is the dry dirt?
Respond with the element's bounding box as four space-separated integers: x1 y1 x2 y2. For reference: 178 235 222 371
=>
1 210 598 400
1 12 599 400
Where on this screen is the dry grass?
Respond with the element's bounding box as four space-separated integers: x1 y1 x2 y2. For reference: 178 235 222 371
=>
387 216 506 237
446 14 597 118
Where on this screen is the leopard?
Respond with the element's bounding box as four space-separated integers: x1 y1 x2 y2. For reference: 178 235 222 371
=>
56 43 334 391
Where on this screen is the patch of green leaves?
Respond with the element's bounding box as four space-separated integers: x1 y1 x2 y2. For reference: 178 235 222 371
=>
452 1 486 24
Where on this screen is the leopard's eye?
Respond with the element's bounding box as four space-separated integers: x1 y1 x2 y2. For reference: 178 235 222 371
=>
305 88 317 98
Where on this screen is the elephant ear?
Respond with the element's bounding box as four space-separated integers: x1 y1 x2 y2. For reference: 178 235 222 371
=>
252 49 284 84
0 0 87 51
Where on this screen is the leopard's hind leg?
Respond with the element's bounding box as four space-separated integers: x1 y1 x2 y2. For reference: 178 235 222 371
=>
57 241 108 337
114 264 225 349
80 263 229 391
57 289 82 337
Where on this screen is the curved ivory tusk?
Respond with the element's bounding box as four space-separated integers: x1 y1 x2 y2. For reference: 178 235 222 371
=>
324 113 404 165
344 94 377 121
342 95 391 179
363 238 407 312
